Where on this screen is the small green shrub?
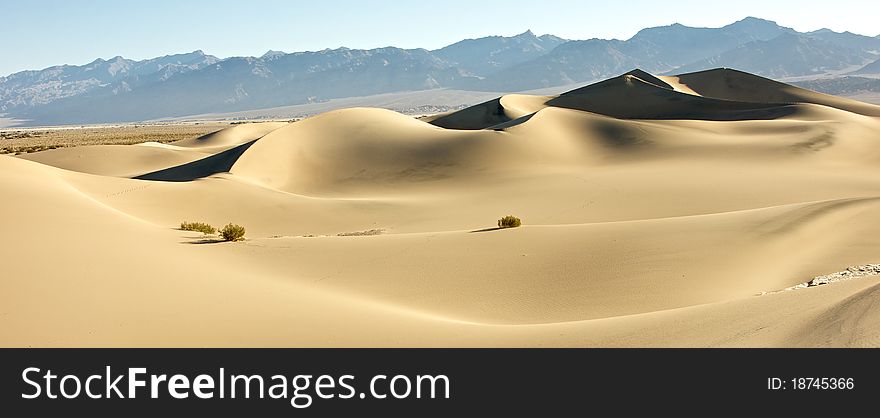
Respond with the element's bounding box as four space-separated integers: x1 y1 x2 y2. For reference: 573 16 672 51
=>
497 215 522 229
180 221 216 235
220 223 246 242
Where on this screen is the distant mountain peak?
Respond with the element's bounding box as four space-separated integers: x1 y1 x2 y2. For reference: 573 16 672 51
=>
808 28 862 36
732 16 777 25
261 50 286 59
725 16 790 32
539 33 564 41
431 29 567 77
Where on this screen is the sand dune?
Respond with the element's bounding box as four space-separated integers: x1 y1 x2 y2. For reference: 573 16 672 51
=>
171 121 289 148
3 68 880 347
673 68 880 117
423 94 551 130
17 144 209 177
547 74 803 120
14 122 288 177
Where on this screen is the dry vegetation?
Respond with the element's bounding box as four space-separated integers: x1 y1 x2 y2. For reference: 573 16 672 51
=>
220 224 246 242
497 215 522 228
337 228 385 236
0 123 230 154
180 221 217 235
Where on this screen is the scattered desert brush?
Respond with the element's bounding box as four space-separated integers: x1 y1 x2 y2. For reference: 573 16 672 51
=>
497 215 522 229
220 223 246 241
180 221 217 235
337 229 385 237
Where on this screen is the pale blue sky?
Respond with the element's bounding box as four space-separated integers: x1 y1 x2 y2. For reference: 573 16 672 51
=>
3 0 879 76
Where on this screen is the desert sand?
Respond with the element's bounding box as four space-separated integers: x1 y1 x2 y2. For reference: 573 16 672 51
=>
2 68 880 347
0 122 232 154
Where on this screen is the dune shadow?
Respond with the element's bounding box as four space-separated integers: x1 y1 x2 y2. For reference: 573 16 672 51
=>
546 72 803 121
428 97 512 130
135 139 257 182
593 120 650 148
487 112 536 130
548 95 800 121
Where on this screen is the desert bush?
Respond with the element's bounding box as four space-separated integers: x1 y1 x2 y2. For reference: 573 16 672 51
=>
180 221 216 235
220 223 246 241
497 215 522 228
337 229 385 237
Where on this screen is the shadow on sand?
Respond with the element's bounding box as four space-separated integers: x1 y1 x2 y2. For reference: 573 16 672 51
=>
180 237 227 245
135 139 257 182
469 227 503 233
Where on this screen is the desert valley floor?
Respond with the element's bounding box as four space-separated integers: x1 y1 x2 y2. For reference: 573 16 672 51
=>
3 68 880 347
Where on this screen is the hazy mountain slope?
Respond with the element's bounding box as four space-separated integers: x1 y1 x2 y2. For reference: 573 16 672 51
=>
466 17 799 92
793 76 880 96
673 33 872 78
0 51 217 112
434 30 566 76
626 17 794 67
462 39 648 91
852 57 880 74
19 48 475 125
805 29 880 53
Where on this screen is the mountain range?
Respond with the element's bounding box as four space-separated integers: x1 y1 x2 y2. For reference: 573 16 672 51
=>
3 17 880 126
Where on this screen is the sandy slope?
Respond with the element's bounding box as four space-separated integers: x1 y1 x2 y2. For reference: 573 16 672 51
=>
3 68 880 347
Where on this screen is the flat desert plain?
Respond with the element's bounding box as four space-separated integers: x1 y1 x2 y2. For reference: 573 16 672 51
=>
2 68 880 347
